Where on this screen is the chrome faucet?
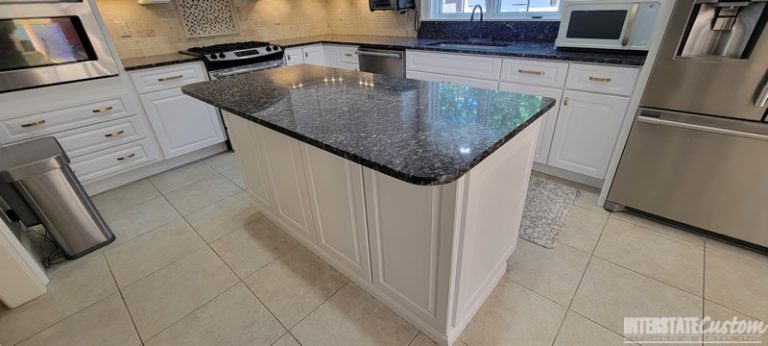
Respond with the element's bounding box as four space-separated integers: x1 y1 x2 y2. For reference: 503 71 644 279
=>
469 4 484 40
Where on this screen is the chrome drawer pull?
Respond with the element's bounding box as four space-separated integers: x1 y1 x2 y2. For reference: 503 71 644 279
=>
20 120 46 128
158 75 183 82
116 153 136 161
589 76 613 82
92 106 113 113
518 69 545 76
104 130 125 138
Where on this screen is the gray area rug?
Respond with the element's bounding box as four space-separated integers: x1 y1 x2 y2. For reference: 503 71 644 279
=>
519 176 581 248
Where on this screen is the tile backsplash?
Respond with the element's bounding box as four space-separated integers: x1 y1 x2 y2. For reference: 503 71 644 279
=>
96 0 417 59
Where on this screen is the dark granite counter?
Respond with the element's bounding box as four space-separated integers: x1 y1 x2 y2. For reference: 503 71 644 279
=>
275 34 646 66
122 52 201 71
182 65 555 185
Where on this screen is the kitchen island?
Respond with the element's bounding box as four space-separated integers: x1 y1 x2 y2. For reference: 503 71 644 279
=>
183 65 554 345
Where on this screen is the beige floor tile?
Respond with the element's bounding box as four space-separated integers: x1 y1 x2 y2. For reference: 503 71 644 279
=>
205 152 238 173
595 218 704 296
705 238 768 266
145 283 285 346
410 333 437 346
211 218 299 279
222 168 247 190
0 254 117 345
244 246 347 328
553 311 628 346
558 206 609 253
92 179 160 217
506 240 590 306
571 257 702 335
292 283 418 346
611 212 704 245
105 219 205 288
273 333 301 346
184 191 263 243
104 196 181 247
122 247 239 340
17 293 139 346
549 176 608 216
705 247 768 322
232 175 246 190
703 300 767 345
164 174 241 215
460 279 566 345
149 161 218 194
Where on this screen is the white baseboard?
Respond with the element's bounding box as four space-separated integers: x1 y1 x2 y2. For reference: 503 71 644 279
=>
83 144 228 195
532 162 604 189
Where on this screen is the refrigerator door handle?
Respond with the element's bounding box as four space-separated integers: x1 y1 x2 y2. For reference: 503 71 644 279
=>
756 78 768 108
637 115 768 141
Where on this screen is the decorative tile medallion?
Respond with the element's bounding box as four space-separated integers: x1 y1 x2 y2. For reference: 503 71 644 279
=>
177 0 239 38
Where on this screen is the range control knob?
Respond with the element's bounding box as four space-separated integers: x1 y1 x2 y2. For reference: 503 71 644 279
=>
209 53 218 60
273 45 280 51
218 52 226 59
266 46 272 52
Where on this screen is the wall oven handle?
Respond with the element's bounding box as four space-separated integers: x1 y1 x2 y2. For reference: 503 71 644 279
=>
756 78 768 108
637 115 768 141
354 51 402 59
622 3 640 47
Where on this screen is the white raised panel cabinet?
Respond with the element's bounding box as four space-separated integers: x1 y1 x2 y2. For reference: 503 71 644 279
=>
499 82 563 164
548 90 630 178
407 70 499 90
139 88 225 159
302 144 371 281
284 47 304 66
226 114 274 209
302 45 326 66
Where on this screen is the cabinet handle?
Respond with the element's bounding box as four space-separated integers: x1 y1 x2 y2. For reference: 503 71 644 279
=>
92 106 113 113
20 119 46 128
304 52 309 58
563 96 570 106
518 69 545 76
158 75 183 82
589 76 612 82
116 153 136 161
344 53 353 57
104 130 125 138
287 55 291 60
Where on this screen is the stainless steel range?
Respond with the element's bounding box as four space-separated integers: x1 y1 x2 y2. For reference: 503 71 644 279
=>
180 41 285 79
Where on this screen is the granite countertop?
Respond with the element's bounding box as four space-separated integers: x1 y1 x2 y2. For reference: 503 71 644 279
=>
122 34 646 71
122 52 201 71
182 65 554 185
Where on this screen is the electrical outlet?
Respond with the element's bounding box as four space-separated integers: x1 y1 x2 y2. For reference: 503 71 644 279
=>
116 21 131 37
273 12 280 25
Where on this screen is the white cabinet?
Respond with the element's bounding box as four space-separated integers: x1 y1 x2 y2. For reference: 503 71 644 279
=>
284 47 304 66
407 70 499 90
285 44 359 70
499 82 563 164
500 59 569 88
302 45 326 66
139 88 225 159
406 50 503 81
548 90 630 178
566 63 639 96
323 45 341 68
302 144 371 281
225 114 275 209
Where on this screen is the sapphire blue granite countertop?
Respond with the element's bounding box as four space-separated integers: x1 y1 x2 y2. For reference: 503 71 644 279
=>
182 65 555 185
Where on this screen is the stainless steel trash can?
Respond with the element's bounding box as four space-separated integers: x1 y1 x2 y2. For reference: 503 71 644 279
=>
0 137 114 259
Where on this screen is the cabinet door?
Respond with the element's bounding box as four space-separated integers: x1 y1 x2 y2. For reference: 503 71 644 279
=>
548 90 629 178
302 46 326 66
284 47 304 66
302 144 371 281
323 45 341 68
498 83 562 164
140 88 225 159
257 126 317 244
224 113 274 209
406 70 498 90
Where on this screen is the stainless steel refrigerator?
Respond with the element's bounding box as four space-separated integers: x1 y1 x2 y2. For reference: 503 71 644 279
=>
607 0 768 249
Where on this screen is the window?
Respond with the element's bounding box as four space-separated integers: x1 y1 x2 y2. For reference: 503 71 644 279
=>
426 0 560 20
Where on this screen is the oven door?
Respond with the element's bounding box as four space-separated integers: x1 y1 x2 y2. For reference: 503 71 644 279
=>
556 1 659 51
0 0 118 93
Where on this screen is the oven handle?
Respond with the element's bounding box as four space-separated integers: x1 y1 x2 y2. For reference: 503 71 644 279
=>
354 51 402 59
755 77 768 108
637 115 768 141
622 3 640 47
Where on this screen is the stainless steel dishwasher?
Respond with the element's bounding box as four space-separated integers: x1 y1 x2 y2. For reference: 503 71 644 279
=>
355 48 405 78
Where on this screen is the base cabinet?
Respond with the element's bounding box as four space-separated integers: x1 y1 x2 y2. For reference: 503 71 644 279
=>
547 90 630 178
499 83 563 164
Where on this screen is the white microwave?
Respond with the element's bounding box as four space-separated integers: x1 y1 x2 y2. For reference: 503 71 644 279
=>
556 0 661 51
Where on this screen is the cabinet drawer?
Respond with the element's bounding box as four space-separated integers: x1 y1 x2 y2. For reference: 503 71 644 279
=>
500 59 569 88
340 46 359 64
0 96 132 144
56 116 147 158
130 62 206 94
406 51 502 81
566 64 639 96
339 62 359 71
407 70 498 90
70 139 159 183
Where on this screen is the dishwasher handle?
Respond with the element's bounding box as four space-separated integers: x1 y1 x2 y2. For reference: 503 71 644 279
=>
355 50 402 59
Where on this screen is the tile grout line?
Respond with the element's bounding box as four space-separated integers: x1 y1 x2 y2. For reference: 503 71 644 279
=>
101 251 145 346
406 331 420 346
285 281 351 340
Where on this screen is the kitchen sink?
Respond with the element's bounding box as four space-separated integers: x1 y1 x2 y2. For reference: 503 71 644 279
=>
424 41 511 51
